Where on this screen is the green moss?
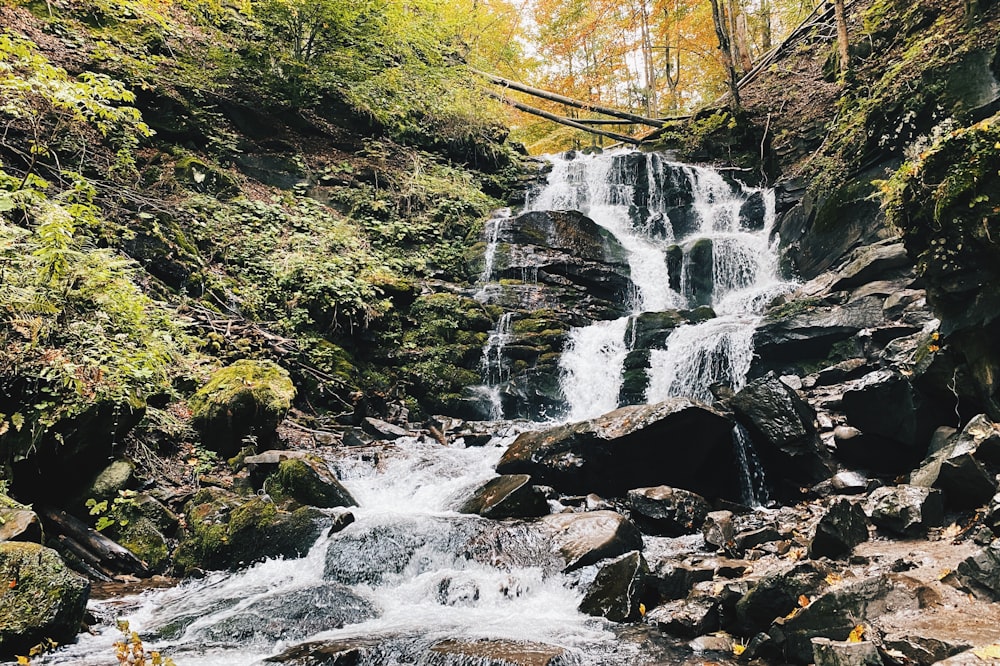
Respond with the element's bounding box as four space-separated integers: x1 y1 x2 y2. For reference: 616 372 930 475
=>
116 516 170 573
266 457 356 508
765 297 825 321
189 359 295 456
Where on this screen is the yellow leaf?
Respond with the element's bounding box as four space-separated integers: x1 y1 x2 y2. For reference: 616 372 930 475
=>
732 642 746 656
973 644 1000 660
848 624 865 642
938 568 953 580
638 603 646 617
16 657 30 665
941 523 962 539
825 573 842 586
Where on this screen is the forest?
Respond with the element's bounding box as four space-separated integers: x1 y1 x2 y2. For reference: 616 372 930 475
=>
1 0 1000 664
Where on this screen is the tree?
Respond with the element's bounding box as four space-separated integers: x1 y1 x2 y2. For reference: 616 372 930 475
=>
834 0 849 80
709 0 741 109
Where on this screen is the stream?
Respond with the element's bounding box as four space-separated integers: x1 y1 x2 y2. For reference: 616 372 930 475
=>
37 149 793 665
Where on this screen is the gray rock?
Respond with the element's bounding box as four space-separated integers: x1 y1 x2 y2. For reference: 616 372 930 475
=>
578 550 648 622
647 597 718 638
627 486 711 536
735 561 829 634
735 526 782 551
497 399 738 500
839 370 951 472
953 540 1000 600
769 574 922 664
685 238 715 307
264 638 380 664
0 542 90 659
541 511 644 572
811 637 884 666
702 510 736 551
910 414 1000 509
830 471 869 494
459 474 549 519
865 485 944 536
266 457 357 509
754 296 886 365
690 632 737 652
809 499 869 559
828 241 910 292
730 373 831 490
882 632 972 665
361 417 408 440
425 638 568 666
646 561 715 602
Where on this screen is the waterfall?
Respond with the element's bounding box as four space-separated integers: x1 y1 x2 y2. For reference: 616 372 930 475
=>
732 423 770 507
479 312 514 419
520 150 792 419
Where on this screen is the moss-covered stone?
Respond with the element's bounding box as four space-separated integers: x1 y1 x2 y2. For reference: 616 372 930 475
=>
174 155 238 197
190 360 296 456
266 458 357 509
173 488 327 574
115 516 170 573
0 542 90 659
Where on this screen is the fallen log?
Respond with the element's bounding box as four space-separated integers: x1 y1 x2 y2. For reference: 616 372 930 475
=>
39 507 150 577
487 91 641 145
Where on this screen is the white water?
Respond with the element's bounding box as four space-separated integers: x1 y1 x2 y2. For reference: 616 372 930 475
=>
521 150 794 419
42 436 641 665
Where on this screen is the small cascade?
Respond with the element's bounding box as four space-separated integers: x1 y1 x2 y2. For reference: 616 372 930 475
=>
474 208 511 302
478 312 514 419
732 423 770 507
558 317 630 422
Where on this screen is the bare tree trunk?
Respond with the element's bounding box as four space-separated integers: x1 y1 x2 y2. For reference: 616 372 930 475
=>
710 0 742 109
834 0 849 79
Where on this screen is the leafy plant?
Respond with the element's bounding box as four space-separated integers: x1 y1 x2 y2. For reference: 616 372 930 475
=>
86 490 137 532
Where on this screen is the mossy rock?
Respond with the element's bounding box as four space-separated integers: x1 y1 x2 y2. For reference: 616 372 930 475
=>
0 542 90 659
190 360 296 457
174 155 238 197
114 516 170 574
266 458 357 509
173 488 328 574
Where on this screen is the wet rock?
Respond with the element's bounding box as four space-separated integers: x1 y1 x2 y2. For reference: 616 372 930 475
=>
665 245 683 292
265 638 382 665
361 417 408 440
627 486 711 536
496 399 738 500
769 574 922 664
266 458 357 509
690 632 737 652
735 561 830 634
754 296 885 366
646 561 715 602
742 632 776 660
647 597 718 638
830 471 869 495
0 542 90 659
685 238 715 307
702 510 736 551
736 529 781 555
953 540 1000 600
827 241 911 292
730 373 831 491
624 311 685 349
425 638 568 666
190 360 296 457
811 637 884 666
839 370 950 473
740 191 767 230
865 485 944 536
579 550 648 622
342 428 374 447
910 414 1000 509
541 510 643 571
202 583 376 643
459 474 550 519
809 499 869 559
882 632 973 665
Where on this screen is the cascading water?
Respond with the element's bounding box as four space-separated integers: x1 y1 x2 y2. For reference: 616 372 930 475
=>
522 150 793 418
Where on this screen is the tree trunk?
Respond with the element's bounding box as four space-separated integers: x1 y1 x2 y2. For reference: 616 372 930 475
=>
834 0 849 79
486 91 642 145
709 0 742 109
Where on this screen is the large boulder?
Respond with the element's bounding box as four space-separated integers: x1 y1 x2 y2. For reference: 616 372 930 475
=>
266 458 357 509
839 370 952 472
735 561 830 634
808 499 869 560
647 597 719 638
864 485 944 536
459 474 549 519
910 414 1000 509
541 511 643 571
0 542 90 659
626 486 711 536
729 373 831 492
496 399 738 499
190 360 296 457
174 488 328 573
953 540 1000 601
0 495 41 543
425 639 569 666
578 550 648 622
